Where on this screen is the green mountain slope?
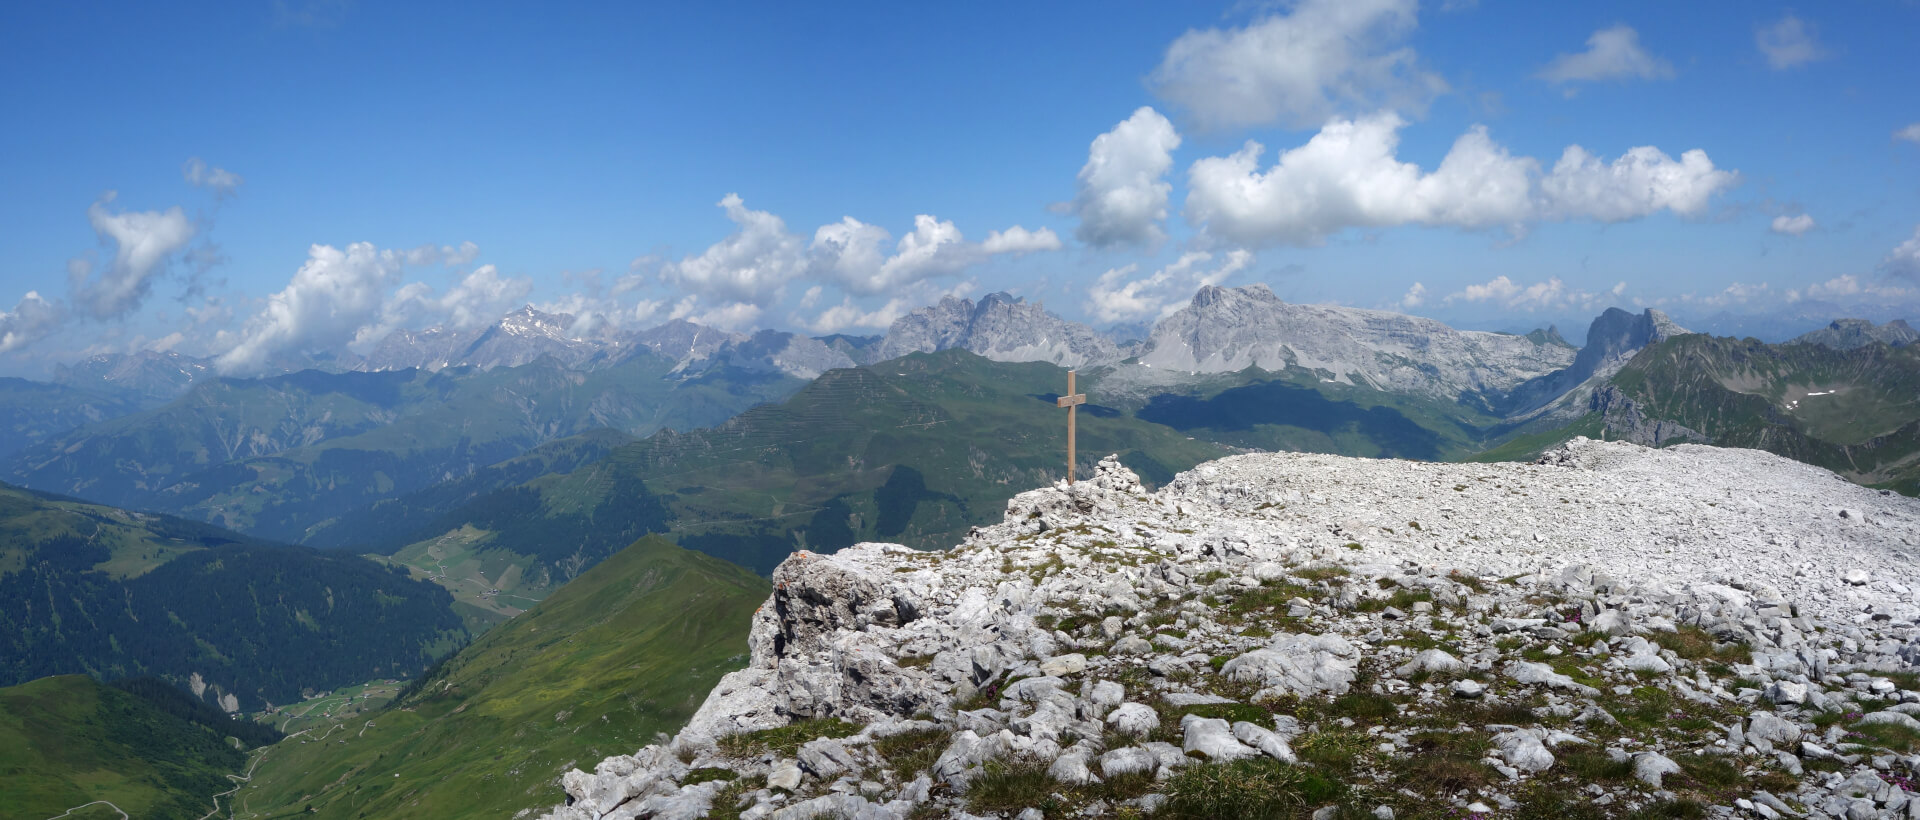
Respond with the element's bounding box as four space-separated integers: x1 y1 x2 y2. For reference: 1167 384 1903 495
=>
353 351 1227 594
0 481 463 709
0 675 252 820
4 354 802 543
1112 366 1505 461
1480 336 1920 493
0 377 140 459
1601 335 1920 493
235 535 768 820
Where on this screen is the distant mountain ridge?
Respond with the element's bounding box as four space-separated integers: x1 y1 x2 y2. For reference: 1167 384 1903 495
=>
1789 318 1919 350
5 352 804 542
1133 284 1576 404
1500 306 1691 418
1595 334 1920 494
876 292 1126 368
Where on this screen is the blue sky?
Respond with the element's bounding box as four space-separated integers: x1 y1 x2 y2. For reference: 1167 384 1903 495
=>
2 0 1918 374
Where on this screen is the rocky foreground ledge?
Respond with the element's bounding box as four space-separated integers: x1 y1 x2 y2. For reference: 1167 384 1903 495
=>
538 440 1920 820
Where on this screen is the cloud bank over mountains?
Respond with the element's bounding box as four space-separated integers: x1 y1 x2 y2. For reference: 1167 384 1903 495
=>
2 1 1913 374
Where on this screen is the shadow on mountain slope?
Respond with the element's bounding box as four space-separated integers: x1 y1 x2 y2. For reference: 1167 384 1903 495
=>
1137 379 1447 461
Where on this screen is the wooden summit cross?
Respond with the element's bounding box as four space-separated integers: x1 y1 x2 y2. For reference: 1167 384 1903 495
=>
1057 370 1087 484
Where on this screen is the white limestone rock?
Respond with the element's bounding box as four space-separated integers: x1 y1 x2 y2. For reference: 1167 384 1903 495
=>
1220 633 1361 699
1181 715 1259 761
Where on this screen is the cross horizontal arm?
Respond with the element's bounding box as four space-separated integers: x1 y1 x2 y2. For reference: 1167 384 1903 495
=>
1056 394 1087 407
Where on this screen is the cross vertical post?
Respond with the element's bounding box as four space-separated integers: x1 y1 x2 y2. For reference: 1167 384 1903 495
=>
1057 370 1087 484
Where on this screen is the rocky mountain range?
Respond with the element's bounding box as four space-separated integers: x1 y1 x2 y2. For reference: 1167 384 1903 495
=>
1130 285 1577 404
1501 306 1692 418
1791 319 1920 351
544 439 1920 820
875 292 1126 369
38 289 1703 423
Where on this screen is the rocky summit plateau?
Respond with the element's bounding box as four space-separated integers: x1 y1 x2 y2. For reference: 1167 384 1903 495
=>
542 440 1920 820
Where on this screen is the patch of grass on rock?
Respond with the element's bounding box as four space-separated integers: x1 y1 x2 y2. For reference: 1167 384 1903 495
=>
963 757 1057 815
1294 729 1372 776
1652 626 1746 663
1557 748 1634 782
873 728 949 777
1397 731 1497 793
716 717 862 758
1159 757 1344 820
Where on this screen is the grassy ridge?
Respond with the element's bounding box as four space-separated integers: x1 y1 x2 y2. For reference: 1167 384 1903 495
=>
234 535 768 819
0 675 247 820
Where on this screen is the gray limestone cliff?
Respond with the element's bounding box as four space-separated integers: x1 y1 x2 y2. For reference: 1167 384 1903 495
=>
1134 285 1576 403
875 293 1124 369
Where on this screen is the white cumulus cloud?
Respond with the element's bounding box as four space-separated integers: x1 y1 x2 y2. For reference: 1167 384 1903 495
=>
1896 124 1920 144
1538 144 1738 221
403 241 481 267
667 296 763 331
658 194 808 306
1770 214 1815 236
660 195 1048 305
1183 112 1733 246
1086 250 1253 323
0 292 63 355
1185 112 1535 246
798 296 917 335
182 157 244 198
71 192 197 319
1070 107 1182 248
1398 282 1427 309
796 280 976 335
354 262 536 347
1885 226 1920 280
216 242 406 374
1538 25 1674 84
1756 14 1827 71
1787 274 1915 305
981 226 1062 254
1149 0 1443 130
808 214 1055 295
1443 276 1624 312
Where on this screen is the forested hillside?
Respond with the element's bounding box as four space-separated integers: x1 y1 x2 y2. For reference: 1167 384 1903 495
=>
0 481 462 710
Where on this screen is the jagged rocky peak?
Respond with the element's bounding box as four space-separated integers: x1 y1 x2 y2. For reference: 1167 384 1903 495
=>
1585 307 1689 360
629 319 748 366
496 304 576 337
1791 318 1920 351
876 292 1122 369
544 440 1920 820
1525 325 1573 349
1135 284 1575 401
1500 307 1692 419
